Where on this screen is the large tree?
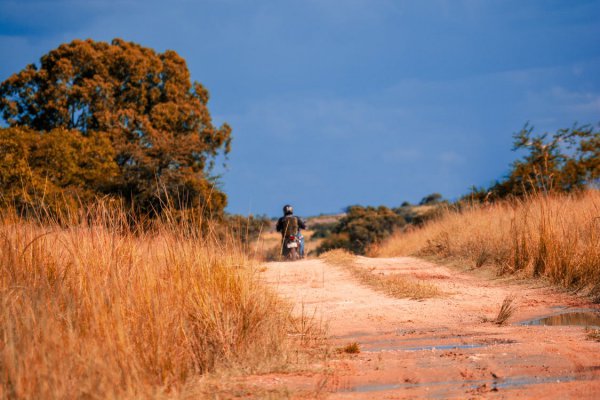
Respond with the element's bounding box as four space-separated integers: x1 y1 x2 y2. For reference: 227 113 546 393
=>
0 38 231 215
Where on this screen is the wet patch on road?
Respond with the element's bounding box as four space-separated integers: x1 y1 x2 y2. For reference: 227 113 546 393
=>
519 310 600 328
363 343 489 352
357 333 516 353
339 374 594 394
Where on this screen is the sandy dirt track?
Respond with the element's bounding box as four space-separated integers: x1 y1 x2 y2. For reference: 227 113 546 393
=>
248 257 600 399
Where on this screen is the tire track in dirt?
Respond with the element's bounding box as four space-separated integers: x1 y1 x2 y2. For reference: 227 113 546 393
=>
256 257 600 399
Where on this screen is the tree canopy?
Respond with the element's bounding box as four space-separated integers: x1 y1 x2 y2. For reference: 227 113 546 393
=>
465 123 600 202
0 126 117 215
0 38 231 216
510 124 599 192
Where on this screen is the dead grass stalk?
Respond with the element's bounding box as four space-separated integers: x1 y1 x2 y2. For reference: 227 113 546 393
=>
495 295 517 325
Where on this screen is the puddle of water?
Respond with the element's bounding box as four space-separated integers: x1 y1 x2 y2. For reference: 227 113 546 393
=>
341 374 585 393
364 343 487 352
520 311 600 328
493 375 578 389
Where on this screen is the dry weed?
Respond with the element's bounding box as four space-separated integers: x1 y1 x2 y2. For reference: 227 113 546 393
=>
337 342 361 354
495 295 517 325
585 328 600 342
287 303 327 349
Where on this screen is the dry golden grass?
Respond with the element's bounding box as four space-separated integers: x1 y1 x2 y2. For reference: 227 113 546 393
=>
253 231 283 261
320 249 440 299
337 342 360 354
586 328 600 342
0 207 294 399
495 295 517 325
377 190 600 294
318 248 357 267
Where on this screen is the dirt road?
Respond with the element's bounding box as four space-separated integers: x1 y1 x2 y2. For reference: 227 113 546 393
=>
251 256 600 399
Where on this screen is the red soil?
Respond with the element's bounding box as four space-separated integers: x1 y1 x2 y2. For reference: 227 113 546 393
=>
246 257 600 399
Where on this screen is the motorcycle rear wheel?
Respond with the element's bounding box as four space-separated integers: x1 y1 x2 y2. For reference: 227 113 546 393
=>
287 247 299 261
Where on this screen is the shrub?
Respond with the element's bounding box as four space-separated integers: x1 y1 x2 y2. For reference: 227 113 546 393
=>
419 193 444 205
317 206 405 255
465 124 600 202
309 221 337 240
316 232 353 254
0 127 117 217
393 203 447 226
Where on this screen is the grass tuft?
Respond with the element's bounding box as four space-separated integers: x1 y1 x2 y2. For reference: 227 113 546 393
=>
320 249 440 299
495 295 517 325
585 328 600 342
337 342 361 354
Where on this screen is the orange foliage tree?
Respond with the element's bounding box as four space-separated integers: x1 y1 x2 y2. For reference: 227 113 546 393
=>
0 38 231 216
0 126 117 215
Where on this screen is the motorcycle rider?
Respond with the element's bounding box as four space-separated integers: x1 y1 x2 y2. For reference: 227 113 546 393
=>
276 204 307 257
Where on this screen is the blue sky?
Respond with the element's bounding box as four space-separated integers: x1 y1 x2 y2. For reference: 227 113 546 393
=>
1 0 599 216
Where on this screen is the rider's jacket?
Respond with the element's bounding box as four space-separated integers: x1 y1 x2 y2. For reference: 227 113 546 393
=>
276 215 307 237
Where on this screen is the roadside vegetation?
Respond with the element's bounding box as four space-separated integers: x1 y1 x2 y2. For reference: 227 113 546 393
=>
0 38 325 400
377 190 600 295
1 35 599 398
315 123 599 298
314 196 446 256
0 205 298 399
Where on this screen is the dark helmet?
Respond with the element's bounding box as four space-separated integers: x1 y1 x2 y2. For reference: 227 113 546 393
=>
283 204 293 215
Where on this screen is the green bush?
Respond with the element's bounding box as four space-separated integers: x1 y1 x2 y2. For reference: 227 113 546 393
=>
419 193 444 205
310 221 337 240
317 206 405 255
315 233 353 254
393 203 447 226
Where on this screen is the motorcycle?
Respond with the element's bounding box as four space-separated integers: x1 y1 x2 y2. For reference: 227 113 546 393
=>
282 234 301 261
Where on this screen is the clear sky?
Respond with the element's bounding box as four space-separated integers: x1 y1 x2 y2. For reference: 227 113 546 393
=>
1 0 599 216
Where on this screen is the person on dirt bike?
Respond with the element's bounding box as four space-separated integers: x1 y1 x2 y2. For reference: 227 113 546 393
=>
276 204 307 257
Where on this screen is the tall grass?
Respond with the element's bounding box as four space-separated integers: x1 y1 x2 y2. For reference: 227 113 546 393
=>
0 205 290 399
377 190 600 293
